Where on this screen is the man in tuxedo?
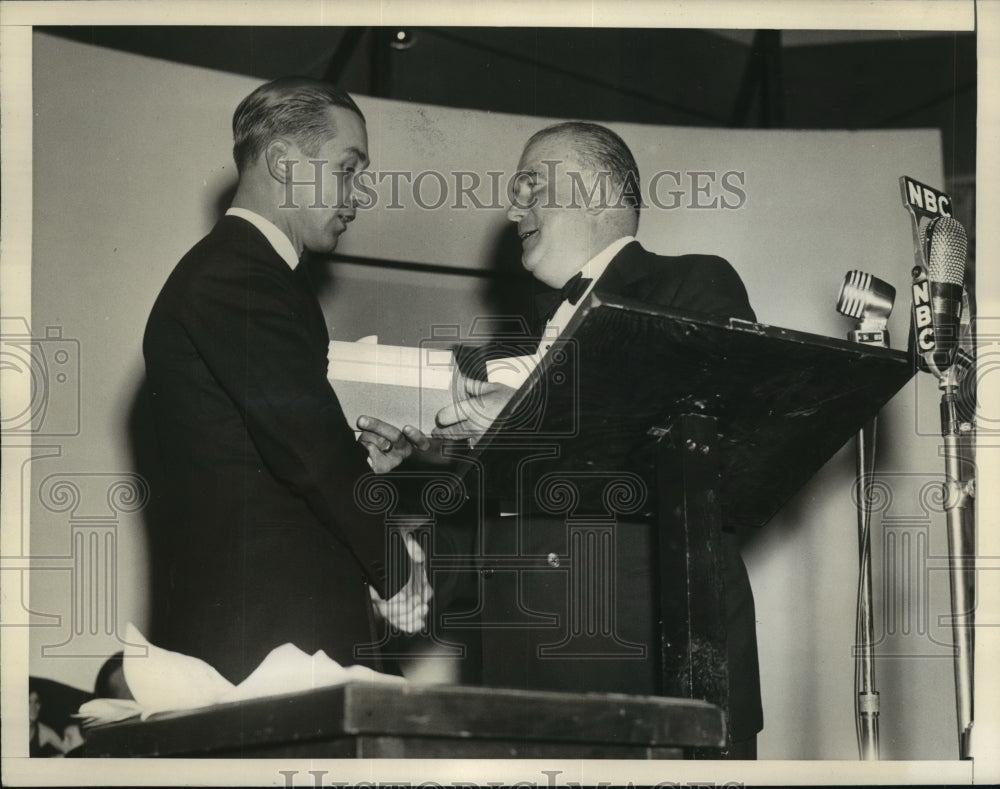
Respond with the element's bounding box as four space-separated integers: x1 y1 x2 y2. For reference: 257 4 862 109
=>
435 121 762 757
143 77 429 685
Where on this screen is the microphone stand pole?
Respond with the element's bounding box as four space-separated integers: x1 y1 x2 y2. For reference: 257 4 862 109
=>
847 323 885 761
939 366 975 758
854 414 880 760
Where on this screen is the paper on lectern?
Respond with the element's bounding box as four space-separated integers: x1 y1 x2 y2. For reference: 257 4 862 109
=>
327 338 456 433
485 353 539 390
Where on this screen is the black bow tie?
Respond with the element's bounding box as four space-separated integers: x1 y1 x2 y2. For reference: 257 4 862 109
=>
540 271 593 323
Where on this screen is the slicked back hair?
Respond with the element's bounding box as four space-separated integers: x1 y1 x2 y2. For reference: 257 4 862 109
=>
232 76 365 173
526 121 642 221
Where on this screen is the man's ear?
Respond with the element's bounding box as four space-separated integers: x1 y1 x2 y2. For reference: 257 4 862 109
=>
584 169 610 217
264 139 293 183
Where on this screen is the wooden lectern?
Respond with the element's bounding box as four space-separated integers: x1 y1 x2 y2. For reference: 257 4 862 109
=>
436 294 914 749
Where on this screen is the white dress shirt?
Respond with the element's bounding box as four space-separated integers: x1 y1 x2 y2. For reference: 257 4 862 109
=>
538 235 635 355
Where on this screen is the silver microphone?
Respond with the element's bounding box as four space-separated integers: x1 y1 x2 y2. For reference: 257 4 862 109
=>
837 270 896 347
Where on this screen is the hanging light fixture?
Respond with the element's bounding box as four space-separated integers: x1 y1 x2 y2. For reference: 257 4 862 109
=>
389 29 416 50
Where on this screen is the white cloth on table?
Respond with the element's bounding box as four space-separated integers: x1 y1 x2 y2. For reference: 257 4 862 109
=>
76 623 406 724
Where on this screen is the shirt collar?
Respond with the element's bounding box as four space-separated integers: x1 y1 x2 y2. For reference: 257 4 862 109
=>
225 207 299 269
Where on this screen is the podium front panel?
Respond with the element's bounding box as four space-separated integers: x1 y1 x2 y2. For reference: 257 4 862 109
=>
479 296 915 532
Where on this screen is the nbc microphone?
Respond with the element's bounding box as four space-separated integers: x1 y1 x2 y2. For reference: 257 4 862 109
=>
912 216 968 379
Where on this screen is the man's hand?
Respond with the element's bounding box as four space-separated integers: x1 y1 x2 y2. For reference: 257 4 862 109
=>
356 416 431 473
369 532 431 634
433 374 516 440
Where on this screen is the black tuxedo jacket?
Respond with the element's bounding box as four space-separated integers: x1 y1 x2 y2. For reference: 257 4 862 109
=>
143 215 396 683
477 241 763 740
576 238 755 325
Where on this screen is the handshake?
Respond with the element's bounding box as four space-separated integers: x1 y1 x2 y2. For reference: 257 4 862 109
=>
369 531 431 635
353 416 433 635
355 374 519 635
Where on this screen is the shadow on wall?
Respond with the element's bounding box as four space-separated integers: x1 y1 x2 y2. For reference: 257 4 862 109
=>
480 220 545 323
312 219 543 345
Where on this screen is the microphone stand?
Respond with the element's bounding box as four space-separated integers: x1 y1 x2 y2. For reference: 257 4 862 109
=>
898 181 974 758
838 270 894 761
938 362 976 758
854 414 880 760
848 326 885 761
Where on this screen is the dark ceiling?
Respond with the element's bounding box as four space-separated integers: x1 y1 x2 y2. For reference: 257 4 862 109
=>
44 25 976 181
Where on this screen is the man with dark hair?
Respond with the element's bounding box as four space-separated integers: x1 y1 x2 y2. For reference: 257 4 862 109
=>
143 77 429 684
231 77 367 175
435 121 762 757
